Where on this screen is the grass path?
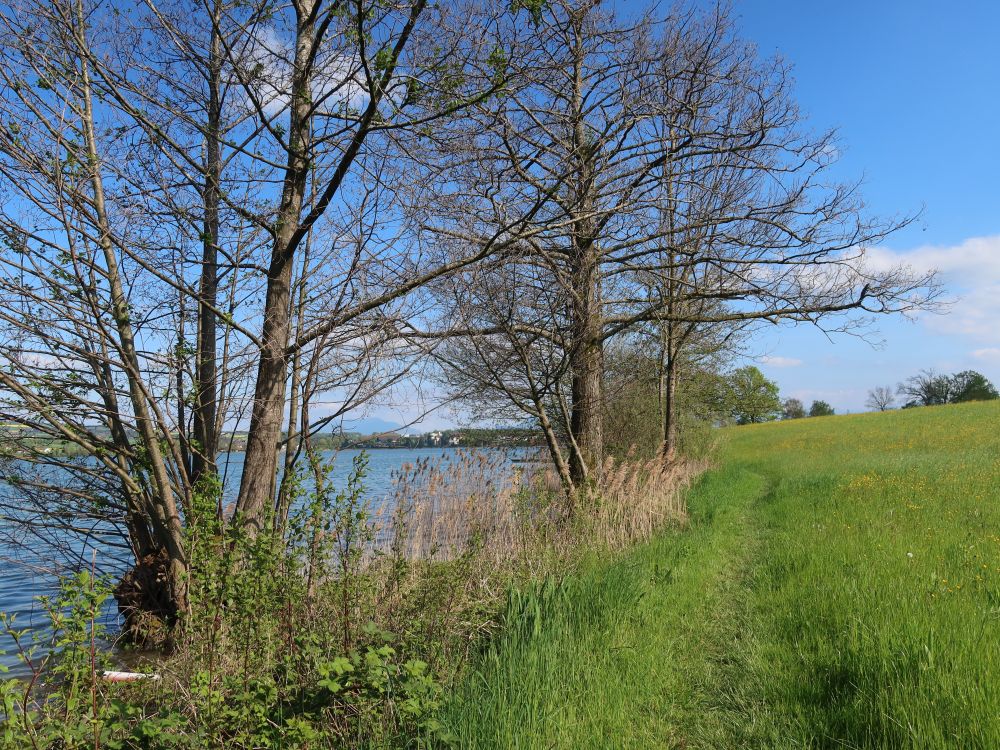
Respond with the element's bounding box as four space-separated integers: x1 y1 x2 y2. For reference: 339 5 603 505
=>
441 402 1000 748
439 466 770 748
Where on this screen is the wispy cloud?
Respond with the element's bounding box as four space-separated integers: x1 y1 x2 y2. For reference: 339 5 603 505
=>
972 347 1000 361
863 235 1000 342
760 355 803 368
231 26 372 120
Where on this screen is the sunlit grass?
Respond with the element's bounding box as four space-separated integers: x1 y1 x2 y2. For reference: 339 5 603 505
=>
440 401 1000 748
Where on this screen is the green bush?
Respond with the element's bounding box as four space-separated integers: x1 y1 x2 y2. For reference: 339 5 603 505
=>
0 454 454 749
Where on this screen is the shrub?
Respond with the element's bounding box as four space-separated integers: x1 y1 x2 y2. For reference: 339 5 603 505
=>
808 400 835 417
0 447 702 749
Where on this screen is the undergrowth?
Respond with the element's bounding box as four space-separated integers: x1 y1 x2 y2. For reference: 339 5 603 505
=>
0 449 699 748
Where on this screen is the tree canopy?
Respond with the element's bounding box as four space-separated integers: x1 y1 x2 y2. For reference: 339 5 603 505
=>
729 367 781 425
782 398 806 420
898 370 998 408
950 371 999 403
808 400 835 417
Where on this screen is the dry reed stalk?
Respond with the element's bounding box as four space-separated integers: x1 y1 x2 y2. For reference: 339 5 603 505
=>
367 449 704 572
585 457 705 551
370 450 530 564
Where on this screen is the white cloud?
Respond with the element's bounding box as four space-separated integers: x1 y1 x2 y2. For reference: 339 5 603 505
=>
232 26 372 119
863 235 1000 278
863 235 1000 343
760 355 803 368
972 347 1000 361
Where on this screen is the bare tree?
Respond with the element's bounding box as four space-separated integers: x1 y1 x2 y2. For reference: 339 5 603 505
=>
227 0 537 533
428 253 580 495
0 0 534 631
416 1 663 487
422 2 940 488
611 5 939 460
866 385 896 411
897 370 952 407
0 0 230 620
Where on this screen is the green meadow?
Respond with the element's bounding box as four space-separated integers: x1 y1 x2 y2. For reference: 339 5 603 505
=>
440 401 1000 748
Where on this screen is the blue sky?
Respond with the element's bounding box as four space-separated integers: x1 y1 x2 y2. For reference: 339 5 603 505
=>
715 0 1000 411
382 0 1000 428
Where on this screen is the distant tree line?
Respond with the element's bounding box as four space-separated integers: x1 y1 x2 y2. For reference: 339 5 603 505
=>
865 370 999 411
337 427 542 450
678 365 839 426
781 397 835 420
602 360 837 436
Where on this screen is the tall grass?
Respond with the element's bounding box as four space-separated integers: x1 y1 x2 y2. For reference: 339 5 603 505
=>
442 401 1000 748
720 402 1000 748
367 450 700 677
0 447 700 748
585 457 696 550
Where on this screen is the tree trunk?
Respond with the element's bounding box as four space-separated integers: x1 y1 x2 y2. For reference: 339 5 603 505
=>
657 137 680 465
234 5 315 532
274 269 308 531
566 16 604 487
234 226 299 533
191 12 223 487
275 344 302 530
568 318 603 485
659 345 679 464
176 289 190 476
535 397 575 499
275 154 317 531
75 0 187 619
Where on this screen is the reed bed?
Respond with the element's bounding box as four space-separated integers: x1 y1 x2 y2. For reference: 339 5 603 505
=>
372 449 701 569
360 448 703 678
373 450 531 563
586 456 704 551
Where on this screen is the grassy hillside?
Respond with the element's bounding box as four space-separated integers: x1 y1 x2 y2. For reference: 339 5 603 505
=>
440 401 1000 748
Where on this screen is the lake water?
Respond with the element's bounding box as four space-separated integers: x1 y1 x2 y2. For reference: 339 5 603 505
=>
0 447 488 675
